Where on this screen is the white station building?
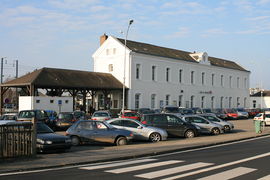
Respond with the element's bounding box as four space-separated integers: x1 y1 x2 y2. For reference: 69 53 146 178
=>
93 34 250 110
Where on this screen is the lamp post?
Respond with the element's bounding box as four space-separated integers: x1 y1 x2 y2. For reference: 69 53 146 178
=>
261 89 264 109
122 19 134 114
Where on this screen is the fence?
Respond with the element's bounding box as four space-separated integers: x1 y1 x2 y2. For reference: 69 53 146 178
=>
0 122 34 159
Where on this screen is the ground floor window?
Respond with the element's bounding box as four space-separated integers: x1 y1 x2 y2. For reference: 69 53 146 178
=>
211 96 215 109
178 95 183 107
135 94 140 109
190 96 194 108
166 95 170 106
151 94 156 109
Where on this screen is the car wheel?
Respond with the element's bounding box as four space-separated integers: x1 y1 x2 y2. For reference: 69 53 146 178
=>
212 128 220 135
184 130 195 138
149 132 161 142
224 125 231 132
71 136 80 146
115 136 128 146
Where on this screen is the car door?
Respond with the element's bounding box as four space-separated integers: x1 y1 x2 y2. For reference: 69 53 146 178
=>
75 121 95 142
166 114 186 137
190 116 212 133
92 121 114 143
151 114 168 132
122 120 146 140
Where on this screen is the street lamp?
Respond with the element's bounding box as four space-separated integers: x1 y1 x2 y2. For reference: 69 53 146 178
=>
261 89 264 109
122 19 134 114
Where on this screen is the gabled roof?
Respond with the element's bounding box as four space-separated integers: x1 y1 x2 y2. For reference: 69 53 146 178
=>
117 38 249 72
251 91 270 97
1 67 124 90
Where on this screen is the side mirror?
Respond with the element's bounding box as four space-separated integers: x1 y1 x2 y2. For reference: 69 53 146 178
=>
137 126 143 129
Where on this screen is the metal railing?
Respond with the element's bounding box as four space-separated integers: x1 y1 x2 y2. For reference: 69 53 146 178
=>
0 122 34 159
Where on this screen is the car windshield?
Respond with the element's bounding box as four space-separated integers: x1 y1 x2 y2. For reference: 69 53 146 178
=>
124 112 138 117
37 123 54 133
265 114 270 118
164 107 180 113
93 112 109 117
59 113 73 120
19 111 35 118
102 121 115 129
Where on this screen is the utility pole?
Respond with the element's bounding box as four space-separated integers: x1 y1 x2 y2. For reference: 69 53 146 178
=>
1 58 3 84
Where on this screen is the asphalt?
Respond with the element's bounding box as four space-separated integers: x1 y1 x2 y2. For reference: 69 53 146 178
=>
0 119 269 173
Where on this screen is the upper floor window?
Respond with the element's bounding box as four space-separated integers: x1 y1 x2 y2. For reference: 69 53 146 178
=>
152 66 156 81
108 64 113 72
211 74 215 86
202 72 205 85
166 68 170 82
179 69 182 83
229 76 232 88
136 64 140 79
191 71 194 84
237 77 240 88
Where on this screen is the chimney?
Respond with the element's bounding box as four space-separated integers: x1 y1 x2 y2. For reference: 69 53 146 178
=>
100 33 108 46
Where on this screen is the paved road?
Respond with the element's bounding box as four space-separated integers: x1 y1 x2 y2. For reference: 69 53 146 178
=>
1 135 270 180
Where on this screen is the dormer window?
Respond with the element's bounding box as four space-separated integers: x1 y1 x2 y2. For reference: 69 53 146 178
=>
189 52 210 65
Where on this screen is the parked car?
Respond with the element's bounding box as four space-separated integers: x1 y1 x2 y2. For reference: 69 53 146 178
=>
119 110 140 120
246 109 261 118
91 110 112 121
253 113 264 121
198 114 234 132
191 107 203 114
36 122 72 153
202 108 213 114
54 112 77 130
66 120 133 146
234 108 249 119
17 110 50 124
223 108 238 120
181 115 224 135
262 111 270 126
212 108 228 120
0 113 18 120
107 118 167 142
179 108 194 115
141 113 199 138
161 106 181 114
73 110 86 120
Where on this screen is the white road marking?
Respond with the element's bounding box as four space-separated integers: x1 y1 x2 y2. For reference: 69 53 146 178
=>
105 160 182 174
80 158 157 170
135 162 213 179
257 174 270 180
198 167 256 180
162 152 270 180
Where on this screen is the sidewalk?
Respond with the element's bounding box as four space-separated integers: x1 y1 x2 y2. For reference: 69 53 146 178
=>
0 119 269 173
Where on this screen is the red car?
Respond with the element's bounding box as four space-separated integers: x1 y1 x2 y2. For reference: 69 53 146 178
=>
120 111 140 120
224 109 238 120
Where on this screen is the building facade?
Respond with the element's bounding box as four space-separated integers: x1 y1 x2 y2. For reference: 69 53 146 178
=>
93 35 250 110
250 90 270 109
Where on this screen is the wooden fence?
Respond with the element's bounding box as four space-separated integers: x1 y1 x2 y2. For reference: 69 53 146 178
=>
0 122 34 159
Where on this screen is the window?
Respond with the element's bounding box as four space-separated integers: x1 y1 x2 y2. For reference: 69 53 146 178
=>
152 66 156 81
179 69 182 83
166 68 170 82
229 97 232 108
220 97 223 108
244 97 247 108
135 94 140 109
237 77 240 88
108 64 113 72
136 64 140 79
166 95 170 105
178 95 183 107
50 100 54 103
113 100 118 108
191 71 194 84
211 74 215 86
221 75 224 87
237 97 240 107
151 94 156 109
65 100 69 104
244 78 247 88
211 96 215 109
190 96 194 108
166 115 182 125
122 120 140 128
201 96 205 108
202 72 205 85
229 76 232 88
36 99 40 103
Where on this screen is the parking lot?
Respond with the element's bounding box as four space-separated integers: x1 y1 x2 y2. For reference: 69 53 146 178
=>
1 119 269 174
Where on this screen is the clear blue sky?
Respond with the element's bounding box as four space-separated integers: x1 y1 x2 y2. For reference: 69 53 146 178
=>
0 0 269 89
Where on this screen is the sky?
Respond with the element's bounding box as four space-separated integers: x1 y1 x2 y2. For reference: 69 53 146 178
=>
0 0 270 89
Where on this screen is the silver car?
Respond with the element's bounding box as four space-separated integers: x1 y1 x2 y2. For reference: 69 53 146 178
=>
91 110 112 121
181 115 224 135
199 114 234 132
107 118 168 142
66 120 133 146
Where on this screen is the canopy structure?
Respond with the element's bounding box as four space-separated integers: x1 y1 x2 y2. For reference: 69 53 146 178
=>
0 67 125 114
